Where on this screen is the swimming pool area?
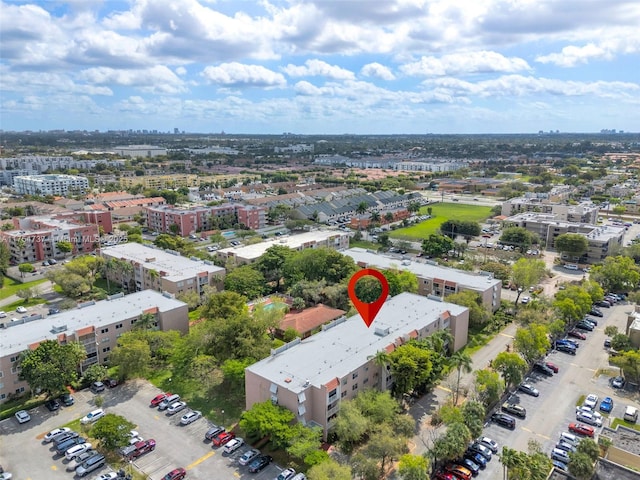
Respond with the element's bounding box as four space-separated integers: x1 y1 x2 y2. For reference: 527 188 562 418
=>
221 231 236 238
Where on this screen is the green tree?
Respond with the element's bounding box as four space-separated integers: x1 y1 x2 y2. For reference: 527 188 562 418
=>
604 325 618 337
18 262 34 278
46 269 92 297
283 247 357 287
56 240 73 257
510 258 547 304
16 287 36 303
461 400 486 438
307 459 352 480
109 332 152 379
202 290 248 319
492 352 527 389
445 291 490 327
364 424 409 478
388 343 434 398
553 285 592 322
568 451 595 480
333 400 370 451
473 369 504 409
421 234 454 257
500 227 534 252
398 453 428 480
239 401 295 448
514 324 550 365
383 269 419 296
91 413 136 450
591 256 640 293
354 275 383 303
436 422 472 461
82 364 108 385
500 446 521 480
450 350 473 405
610 333 632 352
555 233 588 260
611 350 640 386
286 424 323 462
255 245 293 291
19 340 86 396
576 438 600 462
224 265 266 299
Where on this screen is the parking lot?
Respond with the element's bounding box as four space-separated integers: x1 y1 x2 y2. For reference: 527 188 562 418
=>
477 302 640 479
0 381 285 480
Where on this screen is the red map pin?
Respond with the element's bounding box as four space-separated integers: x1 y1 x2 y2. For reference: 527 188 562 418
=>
348 268 390 328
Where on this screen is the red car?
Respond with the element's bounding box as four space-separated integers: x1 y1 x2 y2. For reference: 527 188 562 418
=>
212 431 235 447
150 392 171 407
568 330 587 340
545 362 559 373
435 473 457 480
163 468 186 480
568 423 595 437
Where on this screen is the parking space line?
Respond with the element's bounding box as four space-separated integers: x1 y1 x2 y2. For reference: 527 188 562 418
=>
186 450 215 470
520 427 550 440
499 333 514 339
436 385 452 393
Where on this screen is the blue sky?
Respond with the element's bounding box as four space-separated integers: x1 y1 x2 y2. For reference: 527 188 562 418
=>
1 0 639 134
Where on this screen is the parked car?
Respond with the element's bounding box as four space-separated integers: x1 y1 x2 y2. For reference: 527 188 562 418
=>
158 394 181 411
501 402 526 419
612 376 626 389
435 473 457 480
59 392 74 406
490 413 516 430
212 431 235 447
576 411 602 427
223 438 245 455
556 344 577 355
589 308 604 317
167 401 187 415
567 330 586 340
533 363 554 377
52 431 79 446
444 464 473 480
478 437 499 453
150 393 172 407
575 321 594 332
277 468 297 480
65 442 92 460
48 308 60 315
75 452 106 477
104 378 119 388
604 338 612 348
468 442 492 460
248 455 273 473
518 383 539 397
56 437 86 455
595 300 611 308
238 448 261 466
568 423 595 437
162 468 186 480
599 397 614 413
90 381 106 393
65 449 95 471
180 410 202 425
552 460 568 472
205 425 225 441
44 427 71 443
555 441 576 453
458 457 480 476
121 439 156 459
14 410 30 424
80 408 105 424
16 306 27 314
576 406 602 420
464 451 487 469
545 362 559 373
584 394 599 409
45 399 60 411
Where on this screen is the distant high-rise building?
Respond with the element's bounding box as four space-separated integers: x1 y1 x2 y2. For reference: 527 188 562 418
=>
174 128 179 134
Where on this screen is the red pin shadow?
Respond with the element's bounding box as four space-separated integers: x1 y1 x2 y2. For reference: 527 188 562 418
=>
347 268 390 328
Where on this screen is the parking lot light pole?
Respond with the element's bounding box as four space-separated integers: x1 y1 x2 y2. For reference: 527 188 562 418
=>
221 409 225 427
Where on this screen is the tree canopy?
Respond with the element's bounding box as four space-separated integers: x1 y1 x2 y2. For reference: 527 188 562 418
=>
19 340 86 396
555 233 588 259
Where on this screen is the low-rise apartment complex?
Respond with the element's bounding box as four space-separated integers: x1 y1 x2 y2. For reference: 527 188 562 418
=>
100 243 225 296
217 230 350 265
0 290 188 403
501 197 598 224
245 292 469 438
343 248 502 312
13 174 90 196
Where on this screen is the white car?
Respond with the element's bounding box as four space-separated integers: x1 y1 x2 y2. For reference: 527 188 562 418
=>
80 408 105 424
44 427 71 443
0 311 7 318
584 394 599 409
520 296 530 304
576 411 603 427
16 306 27 314
65 442 92 460
576 406 602 420
127 430 143 445
14 410 31 424
478 436 499 454
167 401 187 415
223 438 245 455
180 410 202 425
94 473 119 480
277 468 297 480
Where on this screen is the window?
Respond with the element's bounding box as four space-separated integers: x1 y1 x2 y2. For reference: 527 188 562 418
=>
0 371 3 378
10 356 19 363
0 393 5 400
11 366 20 375
363 378 369 385
102 347 111 353
352 372 358 380
270 383 278 395
352 383 358 391
341 391 347 398
328 388 337 398
100 327 109 333
15 387 24 394
102 338 110 343
342 378 347 385
115 323 123 329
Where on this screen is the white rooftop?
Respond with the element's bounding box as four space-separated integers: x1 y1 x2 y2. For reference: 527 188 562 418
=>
0 290 186 354
218 230 348 261
101 243 224 282
246 292 466 394
344 248 502 291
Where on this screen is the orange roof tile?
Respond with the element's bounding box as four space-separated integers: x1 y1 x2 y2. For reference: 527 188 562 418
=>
279 304 346 334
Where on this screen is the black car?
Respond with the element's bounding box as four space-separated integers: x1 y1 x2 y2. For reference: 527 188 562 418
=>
595 300 611 308
584 317 598 326
557 344 576 355
48 308 60 315
458 457 480 476
104 378 119 388
533 363 554 377
589 308 604 317
55 437 86 455
53 431 80 446
575 322 594 331
59 392 74 406
248 455 272 473
502 402 527 419
490 413 516 430
204 425 225 441
45 399 60 411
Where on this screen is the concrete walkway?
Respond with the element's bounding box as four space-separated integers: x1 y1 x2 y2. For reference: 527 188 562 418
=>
0 280 55 309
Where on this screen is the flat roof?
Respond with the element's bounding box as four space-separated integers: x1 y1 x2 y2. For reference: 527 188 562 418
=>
218 230 349 261
0 290 186 355
344 248 502 291
101 243 224 282
246 292 467 394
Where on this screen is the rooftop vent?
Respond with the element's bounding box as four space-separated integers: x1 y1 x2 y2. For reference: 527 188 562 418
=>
50 325 68 334
374 326 390 337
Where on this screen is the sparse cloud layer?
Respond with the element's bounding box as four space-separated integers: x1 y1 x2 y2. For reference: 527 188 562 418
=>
1 0 639 133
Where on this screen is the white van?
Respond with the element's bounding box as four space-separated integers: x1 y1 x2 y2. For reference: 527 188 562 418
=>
559 432 578 446
565 264 579 271
551 448 570 463
624 406 638 423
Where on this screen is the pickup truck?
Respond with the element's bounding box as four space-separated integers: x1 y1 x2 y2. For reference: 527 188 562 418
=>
120 439 156 459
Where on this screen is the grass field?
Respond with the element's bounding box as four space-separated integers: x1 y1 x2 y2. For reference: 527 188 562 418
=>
0 277 47 300
390 203 493 241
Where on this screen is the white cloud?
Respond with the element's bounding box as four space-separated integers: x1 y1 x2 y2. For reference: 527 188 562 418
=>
283 59 355 80
201 63 286 87
360 63 396 80
537 43 615 67
79 65 186 94
401 51 532 77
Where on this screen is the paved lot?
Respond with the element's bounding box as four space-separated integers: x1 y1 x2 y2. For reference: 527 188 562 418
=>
0 381 285 480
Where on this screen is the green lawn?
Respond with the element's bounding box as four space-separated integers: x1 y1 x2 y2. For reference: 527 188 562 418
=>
2 297 48 311
611 417 640 431
349 239 379 250
390 203 493 241
0 277 47 300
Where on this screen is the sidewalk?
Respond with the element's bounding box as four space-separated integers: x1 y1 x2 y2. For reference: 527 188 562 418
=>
0 280 55 309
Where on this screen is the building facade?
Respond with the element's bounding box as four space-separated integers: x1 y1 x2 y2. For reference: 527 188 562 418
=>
112 145 168 158
343 248 502 312
0 290 188 403
245 293 469 438
100 243 225 296
13 174 90 196
119 174 199 189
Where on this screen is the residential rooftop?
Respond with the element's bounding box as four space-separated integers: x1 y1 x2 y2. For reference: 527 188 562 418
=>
101 243 224 282
0 290 186 354
344 248 502 290
246 292 466 394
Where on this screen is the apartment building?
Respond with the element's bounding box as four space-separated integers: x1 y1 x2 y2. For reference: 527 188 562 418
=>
13 174 90 196
0 290 188 403
343 248 502 312
0 211 112 264
100 243 225 296
119 174 199 189
217 230 350 265
501 197 598 224
111 145 168 158
145 204 267 235
0 156 124 185
245 292 469 438
505 212 624 263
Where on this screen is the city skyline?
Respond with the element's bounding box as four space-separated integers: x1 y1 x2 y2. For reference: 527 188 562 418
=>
1 0 639 134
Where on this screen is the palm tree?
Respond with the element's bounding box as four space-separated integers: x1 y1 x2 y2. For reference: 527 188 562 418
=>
425 329 454 356
450 350 473 405
369 350 391 389
370 211 381 224
500 446 519 480
356 201 368 215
